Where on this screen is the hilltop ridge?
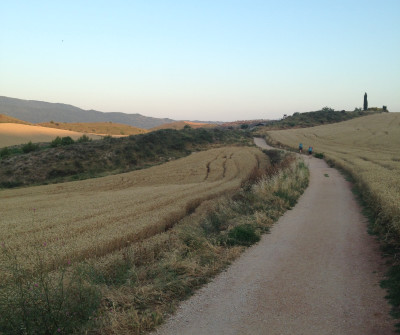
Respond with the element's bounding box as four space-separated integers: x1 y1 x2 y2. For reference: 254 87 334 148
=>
0 96 175 129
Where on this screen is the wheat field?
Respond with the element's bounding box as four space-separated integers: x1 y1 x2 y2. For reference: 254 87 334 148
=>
0 146 267 273
265 112 400 236
0 123 101 147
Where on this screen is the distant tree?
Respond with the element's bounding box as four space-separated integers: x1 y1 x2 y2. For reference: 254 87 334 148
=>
77 134 91 143
22 141 39 153
0 147 11 158
363 92 368 111
321 107 334 112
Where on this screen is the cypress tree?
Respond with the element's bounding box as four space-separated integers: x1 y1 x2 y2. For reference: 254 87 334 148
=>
363 92 368 111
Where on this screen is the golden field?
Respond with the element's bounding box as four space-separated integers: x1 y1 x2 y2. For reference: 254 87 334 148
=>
38 121 148 136
0 114 31 125
0 146 267 274
0 123 101 147
263 112 400 237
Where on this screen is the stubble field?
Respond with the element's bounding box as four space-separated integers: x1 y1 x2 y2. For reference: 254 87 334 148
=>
0 146 267 274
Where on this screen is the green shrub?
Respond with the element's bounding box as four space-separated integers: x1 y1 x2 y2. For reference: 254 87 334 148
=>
51 136 75 147
314 152 324 159
227 224 260 246
22 141 39 153
263 149 284 165
0 147 11 158
51 136 63 147
61 136 74 146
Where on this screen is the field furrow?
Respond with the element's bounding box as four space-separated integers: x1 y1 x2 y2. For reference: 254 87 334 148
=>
0 146 267 272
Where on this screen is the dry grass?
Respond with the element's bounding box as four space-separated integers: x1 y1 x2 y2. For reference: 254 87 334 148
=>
0 123 101 148
87 154 309 334
0 147 309 334
38 122 148 136
0 146 267 276
263 112 400 240
150 121 216 131
0 114 31 125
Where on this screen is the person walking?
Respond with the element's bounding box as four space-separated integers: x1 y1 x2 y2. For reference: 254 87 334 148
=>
299 143 303 153
308 146 313 155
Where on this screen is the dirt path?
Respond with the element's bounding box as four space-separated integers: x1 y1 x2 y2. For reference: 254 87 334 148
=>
154 138 395 335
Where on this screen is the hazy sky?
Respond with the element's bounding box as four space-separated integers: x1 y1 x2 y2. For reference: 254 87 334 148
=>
1 1 399 121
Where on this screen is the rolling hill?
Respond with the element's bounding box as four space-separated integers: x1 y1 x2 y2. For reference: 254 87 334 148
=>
0 96 175 129
0 114 31 125
39 122 148 136
262 112 400 263
0 123 101 148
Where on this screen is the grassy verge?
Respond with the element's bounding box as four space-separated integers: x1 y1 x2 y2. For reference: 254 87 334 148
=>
0 151 309 334
323 159 400 332
265 128 400 331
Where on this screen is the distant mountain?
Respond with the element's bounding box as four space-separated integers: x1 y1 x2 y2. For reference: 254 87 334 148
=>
0 96 175 129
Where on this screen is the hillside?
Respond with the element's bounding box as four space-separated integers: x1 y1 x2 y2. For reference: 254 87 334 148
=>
254 108 387 131
0 96 175 129
150 121 216 131
264 112 400 257
0 127 250 188
39 121 148 136
0 114 31 125
0 123 101 148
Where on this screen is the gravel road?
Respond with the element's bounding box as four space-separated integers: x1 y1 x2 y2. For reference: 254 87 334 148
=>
154 138 395 335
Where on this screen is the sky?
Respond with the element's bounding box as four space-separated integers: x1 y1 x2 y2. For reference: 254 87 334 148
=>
1 1 399 122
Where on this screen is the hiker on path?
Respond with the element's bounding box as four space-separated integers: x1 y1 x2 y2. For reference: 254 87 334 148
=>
308 146 313 155
299 143 303 153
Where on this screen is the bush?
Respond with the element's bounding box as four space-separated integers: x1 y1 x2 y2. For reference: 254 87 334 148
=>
227 224 260 246
314 152 324 159
263 149 284 165
51 136 63 147
22 141 39 153
51 136 75 147
77 134 91 143
0 147 11 158
61 136 74 146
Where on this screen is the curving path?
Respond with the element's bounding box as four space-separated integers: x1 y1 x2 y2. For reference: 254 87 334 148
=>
154 138 395 335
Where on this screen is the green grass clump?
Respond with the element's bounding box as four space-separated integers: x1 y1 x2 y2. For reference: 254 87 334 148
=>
227 224 260 246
